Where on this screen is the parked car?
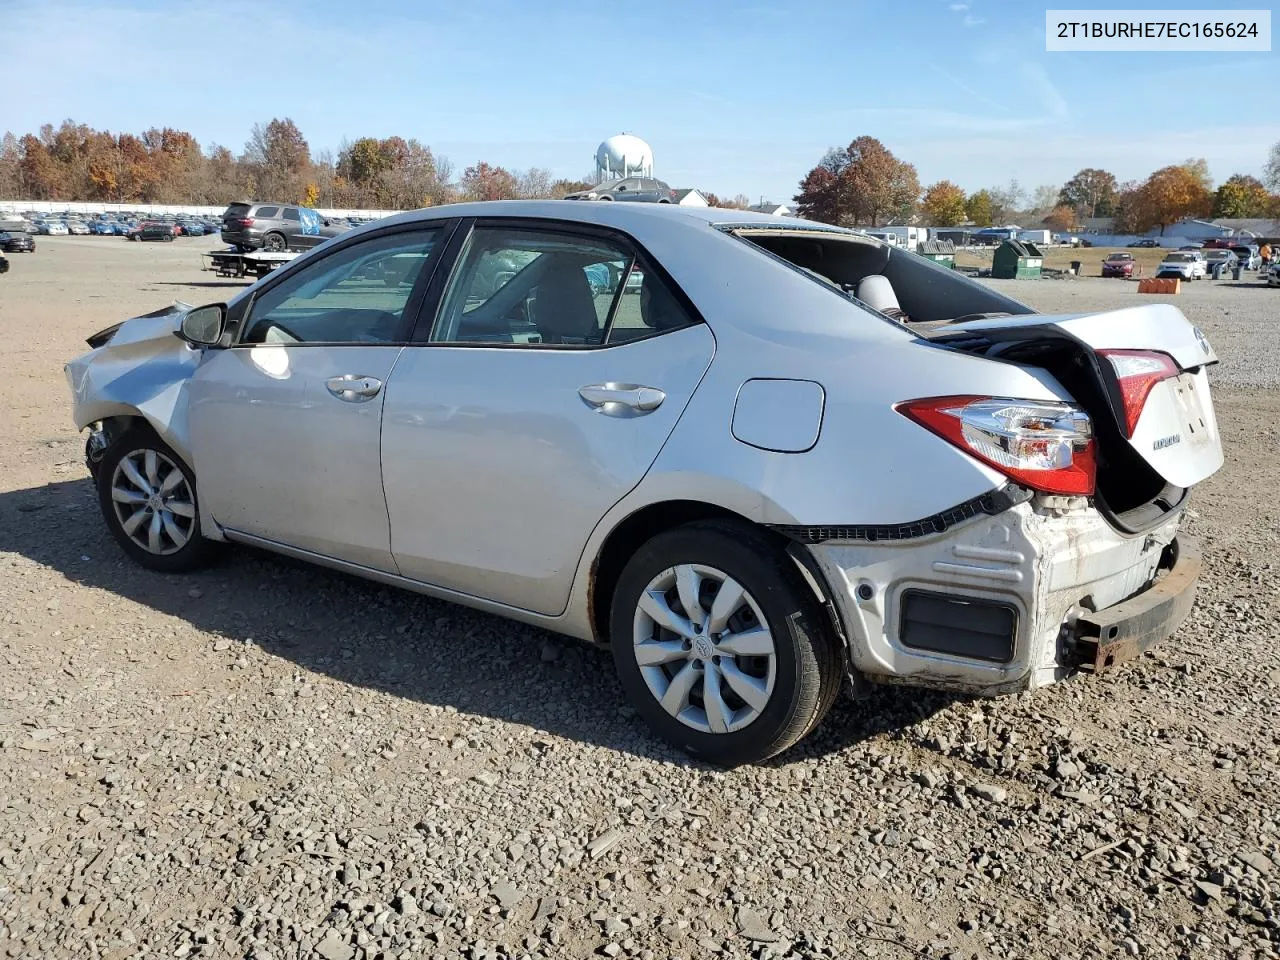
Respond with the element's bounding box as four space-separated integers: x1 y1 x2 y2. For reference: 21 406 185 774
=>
1201 249 1238 278
0 230 36 253
1100 252 1137 278
128 221 176 242
219 201 351 252
1127 238 1160 248
1230 245 1260 270
1156 251 1206 280
0 252 8 274
1177 244 1203 252
1263 262 1280 288
66 220 90 235
178 220 206 237
38 220 69 236
563 177 675 203
66 202 1224 765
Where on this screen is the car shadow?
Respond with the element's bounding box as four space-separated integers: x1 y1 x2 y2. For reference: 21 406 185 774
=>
0 477 958 767
154 281 254 289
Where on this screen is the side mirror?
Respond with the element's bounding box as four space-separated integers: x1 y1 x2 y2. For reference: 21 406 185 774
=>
176 304 227 346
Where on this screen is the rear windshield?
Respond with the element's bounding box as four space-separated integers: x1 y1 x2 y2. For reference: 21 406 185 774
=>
1165 253 1195 262
222 203 251 219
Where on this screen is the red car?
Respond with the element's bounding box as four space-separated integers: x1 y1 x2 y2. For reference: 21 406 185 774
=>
1101 252 1138 278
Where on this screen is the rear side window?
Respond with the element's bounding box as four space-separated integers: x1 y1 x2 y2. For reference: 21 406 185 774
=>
282 208 301 222
255 206 279 219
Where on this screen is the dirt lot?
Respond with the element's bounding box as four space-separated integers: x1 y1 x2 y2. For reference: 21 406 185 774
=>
2 237 1279 960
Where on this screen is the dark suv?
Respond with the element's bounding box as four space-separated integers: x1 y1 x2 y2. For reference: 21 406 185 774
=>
220 201 352 252
562 177 674 202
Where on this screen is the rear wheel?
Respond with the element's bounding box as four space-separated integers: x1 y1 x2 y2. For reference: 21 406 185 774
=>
610 521 842 766
264 232 288 252
96 425 218 573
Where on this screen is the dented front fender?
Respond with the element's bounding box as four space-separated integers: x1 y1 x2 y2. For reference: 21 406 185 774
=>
65 302 204 465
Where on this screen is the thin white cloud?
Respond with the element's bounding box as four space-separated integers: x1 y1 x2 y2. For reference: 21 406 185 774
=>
949 3 968 9
962 14 985 27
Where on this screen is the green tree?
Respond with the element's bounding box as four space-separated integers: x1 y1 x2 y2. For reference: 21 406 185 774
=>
1213 174 1270 218
966 189 994 226
1057 168 1118 219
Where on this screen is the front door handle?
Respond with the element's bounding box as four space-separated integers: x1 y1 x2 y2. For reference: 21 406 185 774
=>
326 375 383 402
578 383 666 413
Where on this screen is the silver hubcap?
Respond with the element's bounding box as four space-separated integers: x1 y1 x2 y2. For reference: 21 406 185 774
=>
632 564 777 735
110 448 196 556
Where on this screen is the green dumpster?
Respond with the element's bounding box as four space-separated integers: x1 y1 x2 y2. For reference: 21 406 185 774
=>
916 239 956 268
991 239 1044 279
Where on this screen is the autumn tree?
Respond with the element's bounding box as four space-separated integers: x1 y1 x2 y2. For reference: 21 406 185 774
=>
243 118 311 201
793 163 841 223
1042 205 1078 232
550 178 592 197
1128 165 1213 234
1213 174 1270 218
1057 168 1117 219
460 161 518 201
793 138 919 226
921 180 967 225
966 189 994 227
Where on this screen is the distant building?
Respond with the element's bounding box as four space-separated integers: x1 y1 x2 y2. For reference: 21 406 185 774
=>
671 189 709 207
1211 217 1280 240
748 202 792 217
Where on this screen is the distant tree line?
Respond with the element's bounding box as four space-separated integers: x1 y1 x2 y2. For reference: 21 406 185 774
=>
0 118 751 210
794 137 1280 234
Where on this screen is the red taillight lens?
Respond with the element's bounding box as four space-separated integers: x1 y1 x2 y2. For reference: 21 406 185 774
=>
1098 350 1179 437
897 395 1096 496
234 217 254 226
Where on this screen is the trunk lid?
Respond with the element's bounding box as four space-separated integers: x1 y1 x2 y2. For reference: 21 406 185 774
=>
926 304 1223 517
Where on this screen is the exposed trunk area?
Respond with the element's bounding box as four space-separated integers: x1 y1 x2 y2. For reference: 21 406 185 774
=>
933 330 1185 530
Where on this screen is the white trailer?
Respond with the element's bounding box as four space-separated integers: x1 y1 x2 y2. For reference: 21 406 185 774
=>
873 225 929 251
1016 229 1052 245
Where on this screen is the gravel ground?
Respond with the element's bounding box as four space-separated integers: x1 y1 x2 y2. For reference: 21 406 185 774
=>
1 238 1278 960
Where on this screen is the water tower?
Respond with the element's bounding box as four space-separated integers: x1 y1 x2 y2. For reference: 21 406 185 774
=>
595 133 653 181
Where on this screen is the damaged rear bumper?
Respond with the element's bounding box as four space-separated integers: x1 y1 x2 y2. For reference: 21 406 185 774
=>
795 496 1196 695
1072 535 1199 673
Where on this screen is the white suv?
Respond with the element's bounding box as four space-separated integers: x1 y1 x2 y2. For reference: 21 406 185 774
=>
1156 251 1206 281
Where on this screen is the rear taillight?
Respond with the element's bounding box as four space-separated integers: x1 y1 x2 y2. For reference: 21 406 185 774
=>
1098 350 1179 437
897 396 1096 496
235 217 254 226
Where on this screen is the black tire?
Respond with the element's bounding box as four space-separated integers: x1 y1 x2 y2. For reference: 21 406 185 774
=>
96 425 219 573
264 232 287 252
610 520 842 766
596 195 614 202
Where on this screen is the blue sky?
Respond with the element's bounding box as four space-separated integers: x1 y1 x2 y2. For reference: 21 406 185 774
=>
6 0 1277 203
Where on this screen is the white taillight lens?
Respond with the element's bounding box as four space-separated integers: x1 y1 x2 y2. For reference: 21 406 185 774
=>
1098 349 1179 437
897 396 1096 496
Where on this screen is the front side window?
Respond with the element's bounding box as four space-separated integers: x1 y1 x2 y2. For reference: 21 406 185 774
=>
240 229 441 345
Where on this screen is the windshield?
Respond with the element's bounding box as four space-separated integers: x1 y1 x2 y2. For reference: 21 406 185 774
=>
1164 253 1194 262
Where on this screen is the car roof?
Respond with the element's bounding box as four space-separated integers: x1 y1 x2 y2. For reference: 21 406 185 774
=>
370 198 831 236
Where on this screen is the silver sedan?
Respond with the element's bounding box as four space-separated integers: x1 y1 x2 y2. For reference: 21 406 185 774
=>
66 202 1224 765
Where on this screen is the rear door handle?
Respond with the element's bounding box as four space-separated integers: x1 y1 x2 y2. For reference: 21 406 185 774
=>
326 375 383 402
578 383 666 412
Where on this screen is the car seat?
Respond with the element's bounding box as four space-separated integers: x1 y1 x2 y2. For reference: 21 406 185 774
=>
533 258 600 344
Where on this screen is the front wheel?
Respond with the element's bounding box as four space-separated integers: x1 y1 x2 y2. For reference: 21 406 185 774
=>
96 426 218 573
610 521 842 766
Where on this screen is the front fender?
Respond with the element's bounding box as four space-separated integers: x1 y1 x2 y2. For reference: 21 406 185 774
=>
65 304 204 465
